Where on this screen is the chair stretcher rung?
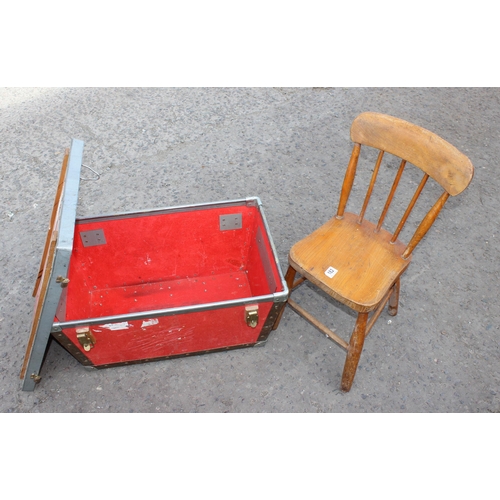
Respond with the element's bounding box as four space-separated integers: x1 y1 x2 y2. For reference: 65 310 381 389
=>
292 276 307 290
288 298 349 350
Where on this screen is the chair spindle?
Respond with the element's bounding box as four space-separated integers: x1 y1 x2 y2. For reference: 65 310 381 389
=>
336 143 361 219
402 190 450 259
376 159 406 232
358 150 384 224
391 173 429 243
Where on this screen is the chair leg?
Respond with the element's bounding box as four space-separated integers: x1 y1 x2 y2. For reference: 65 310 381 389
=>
272 265 296 330
341 312 369 392
388 278 400 317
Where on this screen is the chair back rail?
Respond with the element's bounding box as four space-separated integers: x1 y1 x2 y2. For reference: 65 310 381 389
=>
351 112 474 196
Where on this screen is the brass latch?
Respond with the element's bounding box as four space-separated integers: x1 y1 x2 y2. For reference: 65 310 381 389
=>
245 305 259 328
76 328 96 352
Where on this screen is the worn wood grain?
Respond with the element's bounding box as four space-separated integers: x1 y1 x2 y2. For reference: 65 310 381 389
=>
351 112 474 195
289 213 411 312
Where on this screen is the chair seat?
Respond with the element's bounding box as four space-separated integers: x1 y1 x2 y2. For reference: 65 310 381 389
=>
289 212 412 312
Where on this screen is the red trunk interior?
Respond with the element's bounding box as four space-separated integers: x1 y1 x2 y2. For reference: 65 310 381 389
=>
56 202 284 366
61 204 281 321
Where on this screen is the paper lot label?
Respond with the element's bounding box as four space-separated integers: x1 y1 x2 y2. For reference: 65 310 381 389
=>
325 266 338 278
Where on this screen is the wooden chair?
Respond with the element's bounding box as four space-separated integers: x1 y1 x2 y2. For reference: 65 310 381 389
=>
273 112 474 392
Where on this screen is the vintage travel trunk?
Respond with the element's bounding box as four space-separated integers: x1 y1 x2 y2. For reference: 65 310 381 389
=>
21 139 288 391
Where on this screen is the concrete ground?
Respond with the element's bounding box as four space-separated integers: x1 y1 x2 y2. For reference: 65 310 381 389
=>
1 87 499 413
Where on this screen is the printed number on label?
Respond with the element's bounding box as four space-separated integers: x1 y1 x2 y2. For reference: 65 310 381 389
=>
325 266 338 278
